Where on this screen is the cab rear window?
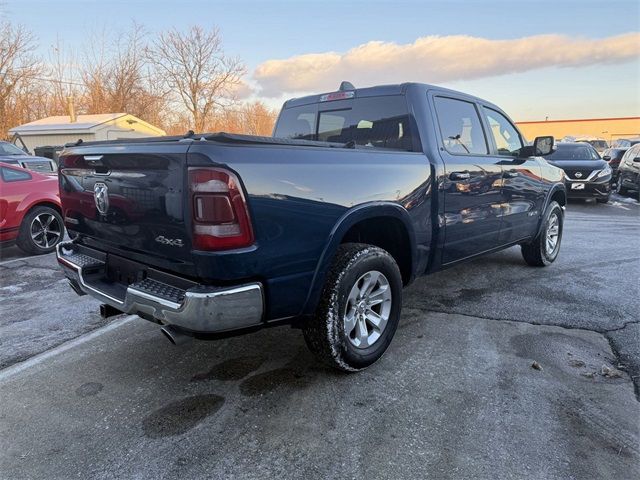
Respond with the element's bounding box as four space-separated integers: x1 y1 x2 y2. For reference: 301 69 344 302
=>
274 96 418 151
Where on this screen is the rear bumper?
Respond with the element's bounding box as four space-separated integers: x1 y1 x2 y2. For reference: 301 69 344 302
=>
56 241 264 333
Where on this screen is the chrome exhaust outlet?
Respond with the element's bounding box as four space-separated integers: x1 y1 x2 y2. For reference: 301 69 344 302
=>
161 325 191 346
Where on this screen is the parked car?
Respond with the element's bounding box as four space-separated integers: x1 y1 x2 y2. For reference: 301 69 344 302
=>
616 143 640 200
546 142 612 203
0 141 58 175
576 137 608 154
55 82 566 371
612 138 640 149
601 147 628 181
0 162 65 254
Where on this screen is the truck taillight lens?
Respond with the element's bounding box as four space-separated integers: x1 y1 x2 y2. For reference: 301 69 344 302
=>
188 168 254 250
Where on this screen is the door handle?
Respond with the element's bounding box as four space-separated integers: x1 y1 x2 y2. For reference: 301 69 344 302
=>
503 170 519 178
449 171 471 181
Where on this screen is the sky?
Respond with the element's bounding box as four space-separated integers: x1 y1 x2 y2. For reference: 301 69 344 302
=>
2 0 639 121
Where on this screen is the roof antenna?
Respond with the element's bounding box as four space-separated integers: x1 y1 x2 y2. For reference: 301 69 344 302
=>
184 130 194 138
339 81 355 91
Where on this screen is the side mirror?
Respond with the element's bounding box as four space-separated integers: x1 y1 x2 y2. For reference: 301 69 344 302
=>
602 155 611 161
534 136 555 156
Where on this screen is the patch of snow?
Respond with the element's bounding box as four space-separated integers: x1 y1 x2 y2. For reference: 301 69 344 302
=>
0 282 28 294
611 195 639 205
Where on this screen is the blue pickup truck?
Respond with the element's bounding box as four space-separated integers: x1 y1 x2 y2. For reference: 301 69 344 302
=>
56 82 566 371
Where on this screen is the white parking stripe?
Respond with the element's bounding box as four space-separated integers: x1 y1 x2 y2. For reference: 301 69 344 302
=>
0 315 136 382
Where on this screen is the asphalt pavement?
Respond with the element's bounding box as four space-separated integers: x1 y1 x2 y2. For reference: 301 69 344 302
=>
0 194 638 479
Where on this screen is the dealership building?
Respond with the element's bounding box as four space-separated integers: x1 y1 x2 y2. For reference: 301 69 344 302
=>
516 116 640 144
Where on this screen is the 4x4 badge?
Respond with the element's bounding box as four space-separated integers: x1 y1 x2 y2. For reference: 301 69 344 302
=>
155 235 184 247
94 183 109 215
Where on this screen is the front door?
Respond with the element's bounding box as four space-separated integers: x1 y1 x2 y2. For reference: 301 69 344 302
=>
480 106 545 243
433 96 504 264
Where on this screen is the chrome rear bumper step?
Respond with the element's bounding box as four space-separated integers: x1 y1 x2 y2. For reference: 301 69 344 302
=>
56 241 264 333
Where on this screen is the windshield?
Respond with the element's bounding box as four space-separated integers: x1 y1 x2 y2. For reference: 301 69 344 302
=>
547 144 601 161
0 142 28 156
22 160 56 173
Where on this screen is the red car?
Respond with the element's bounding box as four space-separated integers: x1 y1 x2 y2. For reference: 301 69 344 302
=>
0 162 65 254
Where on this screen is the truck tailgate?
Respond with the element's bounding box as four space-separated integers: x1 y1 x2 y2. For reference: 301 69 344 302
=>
59 143 193 266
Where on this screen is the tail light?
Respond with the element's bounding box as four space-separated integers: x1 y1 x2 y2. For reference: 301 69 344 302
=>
188 167 254 250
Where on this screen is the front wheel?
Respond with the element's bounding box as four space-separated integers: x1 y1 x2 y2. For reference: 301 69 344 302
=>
596 195 610 204
303 243 403 371
521 201 564 267
616 180 629 196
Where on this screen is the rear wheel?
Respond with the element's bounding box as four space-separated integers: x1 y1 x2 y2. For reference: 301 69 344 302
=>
303 243 402 371
521 201 563 267
16 206 65 255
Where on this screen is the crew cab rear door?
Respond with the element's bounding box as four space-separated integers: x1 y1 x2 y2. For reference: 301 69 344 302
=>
431 94 503 264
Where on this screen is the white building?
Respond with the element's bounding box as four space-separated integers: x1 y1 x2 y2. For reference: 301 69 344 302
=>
9 113 166 152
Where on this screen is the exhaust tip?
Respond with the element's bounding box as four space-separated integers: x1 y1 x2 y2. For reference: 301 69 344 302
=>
161 325 191 346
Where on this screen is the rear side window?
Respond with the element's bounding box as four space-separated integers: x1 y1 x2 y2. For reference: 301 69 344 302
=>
275 96 417 151
1 167 32 182
434 97 488 155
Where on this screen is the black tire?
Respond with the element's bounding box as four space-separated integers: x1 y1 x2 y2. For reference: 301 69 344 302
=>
616 180 629 196
596 196 610 204
303 243 403 372
16 205 65 255
521 201 563 267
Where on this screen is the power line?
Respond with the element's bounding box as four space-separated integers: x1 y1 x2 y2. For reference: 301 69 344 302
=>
0 70 84 87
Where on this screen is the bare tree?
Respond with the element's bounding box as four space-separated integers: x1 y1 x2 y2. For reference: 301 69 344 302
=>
0 21 252 140
0 20 41 138
148 26 245 132
240 101 277 136
48 37 80 115
79 27 109 114
80 24 159 117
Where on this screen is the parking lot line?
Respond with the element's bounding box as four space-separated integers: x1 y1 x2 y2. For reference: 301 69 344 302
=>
0 315 136 383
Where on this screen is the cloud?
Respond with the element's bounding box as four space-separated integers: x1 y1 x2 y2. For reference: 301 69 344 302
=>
229 79 254 100
254 33 640 96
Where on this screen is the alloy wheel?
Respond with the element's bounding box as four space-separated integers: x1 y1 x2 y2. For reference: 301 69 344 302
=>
30 213 62 249
344 270 392 349
545 212 560 256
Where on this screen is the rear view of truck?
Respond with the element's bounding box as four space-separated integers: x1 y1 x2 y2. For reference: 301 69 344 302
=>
57 137 264 341
56 83 435 372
